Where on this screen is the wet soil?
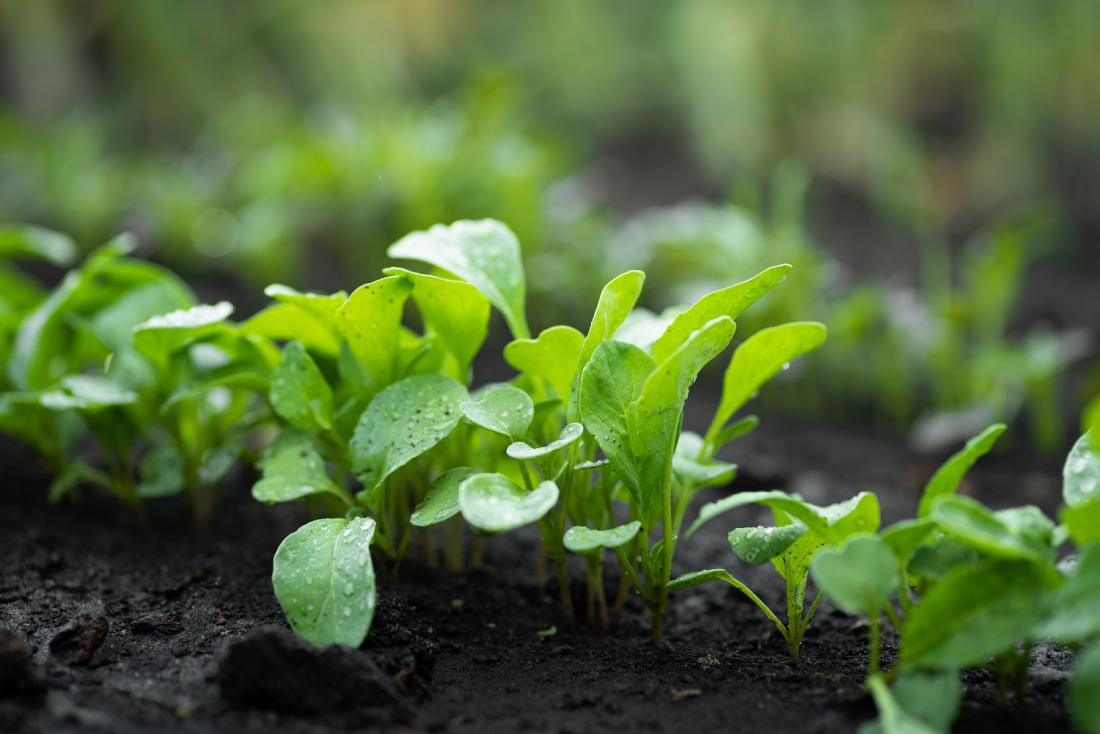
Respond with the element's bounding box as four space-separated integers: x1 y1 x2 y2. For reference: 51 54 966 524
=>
0 412 1074 733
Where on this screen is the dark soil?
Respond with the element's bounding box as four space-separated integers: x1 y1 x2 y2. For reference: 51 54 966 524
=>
0 409 1074 733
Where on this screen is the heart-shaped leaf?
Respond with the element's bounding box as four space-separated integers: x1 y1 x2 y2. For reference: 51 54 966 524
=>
462 384 534 439
350 374 468 493
458 474 559 533
810 534 899 614
563 521 642 554
388 219 529 339
411 467 475 527
506 422 583 461
504 325 584 403
272 517 377 647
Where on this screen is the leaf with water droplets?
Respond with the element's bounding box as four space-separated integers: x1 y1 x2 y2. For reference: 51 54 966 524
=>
458 474 559 533
350 374 467 496
506 422 583 461
462 384 534 440
132 301 235 363
272 516 377 647
1064 432 1100 508
388 219 530 339
271 341 334 433
917 423 1006 518
252 432 348 506
336 276 413 394
728 523 807 565
564 521 642 554
504 325 585 405
809 534 899 615
707 321 826 444
411 467 474 527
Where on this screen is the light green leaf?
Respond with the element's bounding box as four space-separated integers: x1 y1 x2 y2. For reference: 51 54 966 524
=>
880 518 937 564
458 474 559 533
243 302 342 355
651 264 790 363
388 219 529 339
132 301 235 363
383 266 490 376
710 415 760 454
0 224 78 265
265 284 347 321
729 524 807 565
36 375 138 411
461 384 534 439
578 340 655 501
772 493 882 586
271 341 334 433
578 270 646 372
1034 543 1100 642
350 374 468 493
506 422 583 461
865 674 957 734
336 276 413 393
89 279 195 352
688 490 826 538
900 559 1052 669
917 423 1006 518
629 316 736 521
708 321 827 439
411 467 474 527
673 431 736 490
504 325 584 403
252 432 348 505
1065 432 1100 507
564 521 642 554
1085 397 1100 449
613 307 680 352
272 517 377 647
810 534 899 614
931 496 1054 562
1063 497 1100 547
1070 643 1100 734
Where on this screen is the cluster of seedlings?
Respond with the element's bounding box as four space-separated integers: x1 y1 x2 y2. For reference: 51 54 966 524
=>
1 219 1098 733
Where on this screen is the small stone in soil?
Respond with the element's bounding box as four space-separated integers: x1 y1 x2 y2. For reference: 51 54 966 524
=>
48 607 109 667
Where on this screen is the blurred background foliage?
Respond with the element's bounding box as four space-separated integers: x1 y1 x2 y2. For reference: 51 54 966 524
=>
1 0 1098 451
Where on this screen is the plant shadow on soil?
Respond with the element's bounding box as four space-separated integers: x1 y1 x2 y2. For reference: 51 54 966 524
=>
0 403 1075 733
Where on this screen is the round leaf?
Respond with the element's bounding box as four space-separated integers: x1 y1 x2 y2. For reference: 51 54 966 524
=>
272 517 377 647
809 534 899 614
564 521 642 554
461 384 534 439
458 473 559 533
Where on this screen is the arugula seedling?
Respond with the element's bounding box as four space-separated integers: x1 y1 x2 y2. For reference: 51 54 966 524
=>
678 489 880 658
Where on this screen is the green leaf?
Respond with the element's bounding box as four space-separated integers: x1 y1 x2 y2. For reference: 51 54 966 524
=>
773 493 882 586
865 674 959 734
0 224 78 265
1063 497 1100 547
1035 543 1100 642
350 374 468 493
1085 397 1100 448
271 341 335 433
900 559 1052 669
1070 643 1100 734
578 340 655 501
880 518 937 564
906 536 979 582
388 219 529 339
563 521 642 554
578 270 646 372
810 534 900 614
729 524 807 565
136 445 185 499
243 303 341 355
688 490 829 538
667 568 742 593
252 432 348 505
272 517 377 647
458 474 559 533
917 423 1006 518
613 307 680 351
132 301 235 363
710 415 760 454
506 422 583 461
89 279 195 352
628 316 736 521
1065 432 1100 507
410 467 474 527
931 496 1054 562
504 325 584 403
461 384 534 439
708 321 827 438
336 276 413 394
383 267 490 376
650 264 790 363
265 284 347 322
673 431 736 490
36 375 138 411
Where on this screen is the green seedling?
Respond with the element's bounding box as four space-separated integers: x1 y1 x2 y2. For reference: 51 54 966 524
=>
677 489 879 658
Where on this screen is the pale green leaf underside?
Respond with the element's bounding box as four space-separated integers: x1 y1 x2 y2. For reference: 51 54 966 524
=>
506 422 583 460
272 517 377 647
563 521 642 553
458 474 559 533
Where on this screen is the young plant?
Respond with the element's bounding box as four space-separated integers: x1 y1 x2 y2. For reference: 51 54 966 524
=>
676 489 879 658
